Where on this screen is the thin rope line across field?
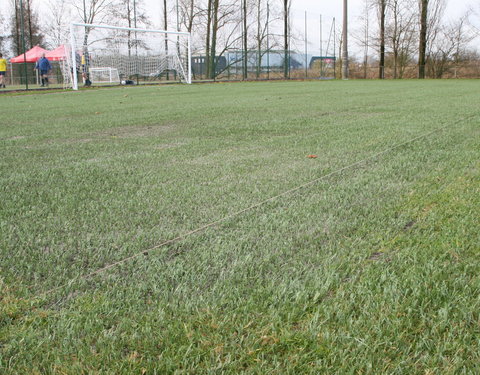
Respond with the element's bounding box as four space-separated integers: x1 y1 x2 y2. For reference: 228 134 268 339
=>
37 115 475 299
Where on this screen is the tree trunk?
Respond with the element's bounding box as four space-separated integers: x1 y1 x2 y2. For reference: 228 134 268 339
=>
379 0 386 79
205 0 212 77
27 0 33 49
209 0 219 79
14 0 21 55
418 0 428 78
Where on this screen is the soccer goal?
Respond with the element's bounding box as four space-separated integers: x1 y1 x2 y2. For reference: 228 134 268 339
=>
67 23 192 90
89 67 121 84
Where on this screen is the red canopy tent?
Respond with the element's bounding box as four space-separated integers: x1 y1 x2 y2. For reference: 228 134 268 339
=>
45 45 67 61
10 45 50 63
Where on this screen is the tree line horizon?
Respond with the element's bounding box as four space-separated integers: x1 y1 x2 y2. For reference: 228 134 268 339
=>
1 0 478 80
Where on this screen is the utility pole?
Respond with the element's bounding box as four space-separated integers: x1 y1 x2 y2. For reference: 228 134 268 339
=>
267 1 270 80
379 0 386 79
176 0 180 58
243 0 248 79
342 0 349 79
418 0 428 79
304 11 307 78
283 0 288 79
333 17 336 79
320 14 323 78
164 0 169 80
134 0 138 84
19 0 29 89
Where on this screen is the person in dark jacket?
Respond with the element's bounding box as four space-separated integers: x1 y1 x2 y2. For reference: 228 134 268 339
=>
35 54 52 87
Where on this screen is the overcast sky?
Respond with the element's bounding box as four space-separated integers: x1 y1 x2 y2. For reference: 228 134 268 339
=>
142 0 476 27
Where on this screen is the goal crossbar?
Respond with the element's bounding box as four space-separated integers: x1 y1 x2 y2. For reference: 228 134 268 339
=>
69 23 192 89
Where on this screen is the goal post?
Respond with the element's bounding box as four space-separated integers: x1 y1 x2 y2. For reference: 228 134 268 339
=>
89 67 121 84
68 23 192 90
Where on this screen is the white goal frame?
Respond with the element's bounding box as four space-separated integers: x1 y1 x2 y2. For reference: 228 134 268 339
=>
89 67 121 84
69 23 192 90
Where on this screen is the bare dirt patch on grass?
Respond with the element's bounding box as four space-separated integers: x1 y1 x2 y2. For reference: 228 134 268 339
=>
97 124 175 139
2 136 26 141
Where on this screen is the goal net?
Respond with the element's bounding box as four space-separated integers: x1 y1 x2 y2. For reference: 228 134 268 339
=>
67 23 192 90
89 67 121 84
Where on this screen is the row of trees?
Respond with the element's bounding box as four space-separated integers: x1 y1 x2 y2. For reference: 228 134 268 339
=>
356 0 478 79
0 0 479 79
0 0 293 80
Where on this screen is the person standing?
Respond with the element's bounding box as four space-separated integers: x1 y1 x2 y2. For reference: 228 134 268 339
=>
0 53 7 88
35 54 52 87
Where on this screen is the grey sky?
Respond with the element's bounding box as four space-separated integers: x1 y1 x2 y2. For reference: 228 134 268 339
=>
142 0 475 27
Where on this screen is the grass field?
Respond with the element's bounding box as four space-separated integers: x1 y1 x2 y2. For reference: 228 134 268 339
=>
1 80 479 374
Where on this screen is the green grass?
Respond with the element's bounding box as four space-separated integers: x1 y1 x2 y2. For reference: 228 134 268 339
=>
1 80 479 374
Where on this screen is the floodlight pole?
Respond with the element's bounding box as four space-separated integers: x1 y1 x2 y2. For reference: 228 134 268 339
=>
283 0 288 79
176 0 180 57
342 0 349 79
164 0 169 80
304 11 307 78
267 1 270 80
187 33 192 84
333 17 336 79
319 14 323 78
134 0 139 85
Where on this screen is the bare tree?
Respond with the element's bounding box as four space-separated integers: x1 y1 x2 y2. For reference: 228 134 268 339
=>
427 16 473 78
253 0 270 77
0 13 8 54
178 0 199 34
353 0 376 78
468 4 480 37
208 0 219 78
110 0 150 56
202 0 240 78
71 0 116 25
450 15 475 78
423 0 446 77
386 0 416 78
205 0 212 76
71 0 117 48
43 0 73 48
10 0 45 55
